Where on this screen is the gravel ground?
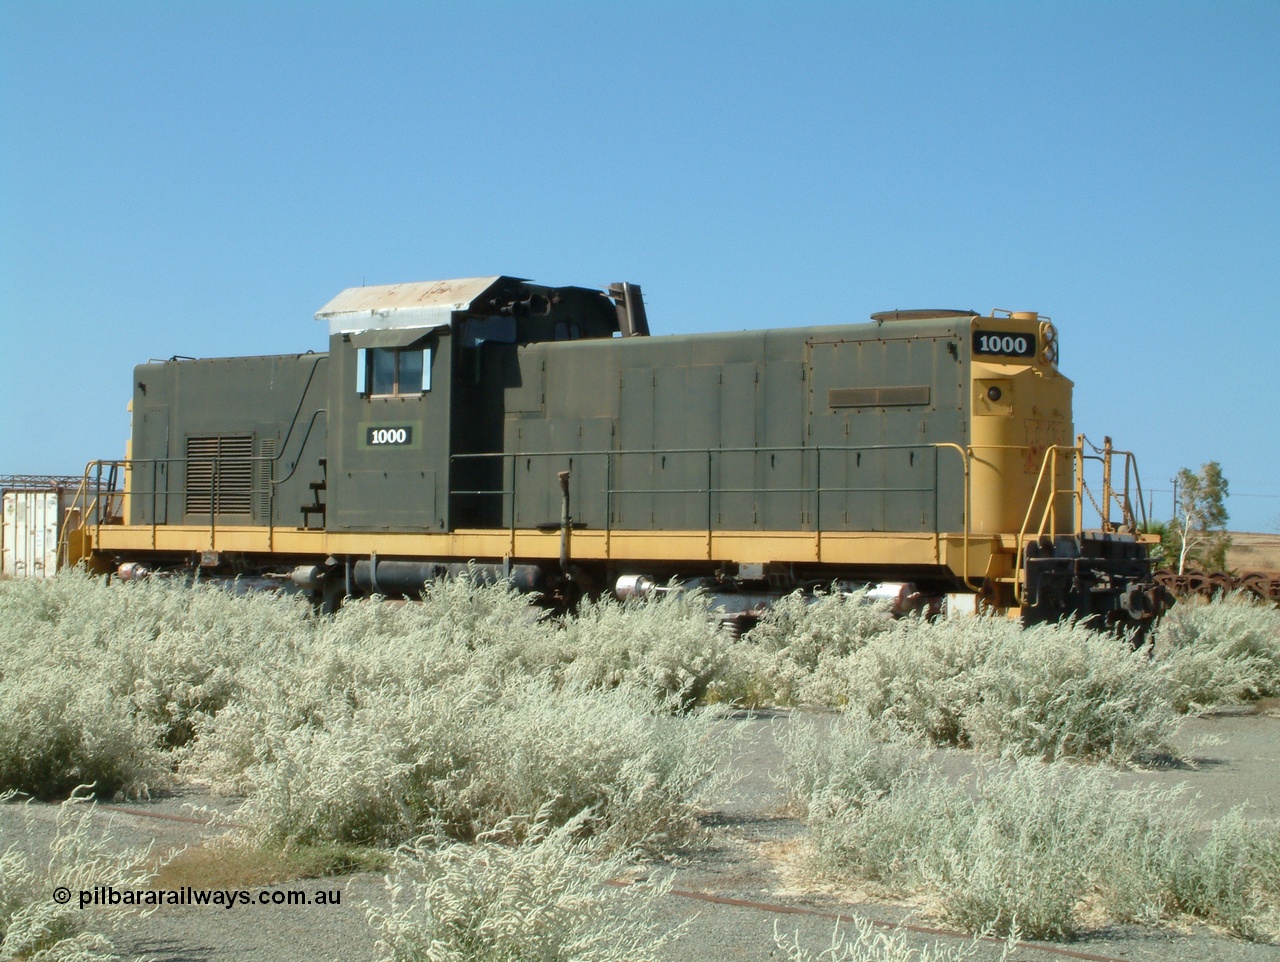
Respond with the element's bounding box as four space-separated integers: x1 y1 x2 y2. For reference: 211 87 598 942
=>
3 708 1278 962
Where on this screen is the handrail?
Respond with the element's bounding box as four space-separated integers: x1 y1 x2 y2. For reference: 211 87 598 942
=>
78 440 1115 600
273 355 326 469
55 461 129 569
77 453 283 555
1013 443 1082 605
451 441 976 576
1078 435 1148 534
269 409 328 485
1012 436 1150 606
56 471 96 569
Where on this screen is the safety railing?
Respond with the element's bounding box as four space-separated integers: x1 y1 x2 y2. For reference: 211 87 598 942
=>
452 443 961 522
1078 434 1148 534
74 441 979 574
68 399 329 561
1012 435 1149 604
74 453 281 555
56 465 122 569
450 442 978 577
74 437 1146 599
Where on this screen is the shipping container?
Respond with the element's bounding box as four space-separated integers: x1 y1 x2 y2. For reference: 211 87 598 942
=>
2 490 60 577
0 477 83 578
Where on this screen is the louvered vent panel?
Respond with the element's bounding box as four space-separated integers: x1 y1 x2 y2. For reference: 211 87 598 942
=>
829 385 930 409
255 439 276 521
185 436 254 517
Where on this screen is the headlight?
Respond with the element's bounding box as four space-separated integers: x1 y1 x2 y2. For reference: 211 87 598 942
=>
1040 321 1059 367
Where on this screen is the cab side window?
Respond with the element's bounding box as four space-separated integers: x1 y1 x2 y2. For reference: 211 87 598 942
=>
357 346 432 396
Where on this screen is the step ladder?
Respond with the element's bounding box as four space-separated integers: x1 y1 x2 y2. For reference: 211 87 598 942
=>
301 458 327 529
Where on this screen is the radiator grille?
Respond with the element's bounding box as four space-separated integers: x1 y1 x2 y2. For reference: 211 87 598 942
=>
185 436 254 516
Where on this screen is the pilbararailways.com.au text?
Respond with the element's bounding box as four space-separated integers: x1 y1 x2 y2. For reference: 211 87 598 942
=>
60 886 342 910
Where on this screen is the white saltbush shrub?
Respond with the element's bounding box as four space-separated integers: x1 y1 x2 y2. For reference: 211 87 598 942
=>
773 916 1015 962
1151 594 1280 712
179 585 731 850
104 581 311 750
0 576 163 799
725 589 1280 734
825 617 1180 764
909 761 1157 939
830 617 986 744
781 714 925 813
302 574 554 695
1 792 154 962
188 675 726 851
557 590 731 708
743 588 894 667
960 620 1180 762
367 811 677 962
2 572 728 849
719 589 894 707
1158 808 1280 940
788 722 1280 941
0 670 160 801
0 571 312 797
285 577 729 710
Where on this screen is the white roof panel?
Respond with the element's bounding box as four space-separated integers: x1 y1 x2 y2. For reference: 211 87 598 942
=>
315 277 506 334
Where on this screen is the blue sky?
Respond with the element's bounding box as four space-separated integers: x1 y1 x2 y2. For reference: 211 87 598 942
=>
2 1 1277 532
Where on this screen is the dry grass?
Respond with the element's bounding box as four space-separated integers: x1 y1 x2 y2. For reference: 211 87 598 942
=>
150 836 386 890
773 915 1016 962
1226 532 1280 572
1252 696 1280 717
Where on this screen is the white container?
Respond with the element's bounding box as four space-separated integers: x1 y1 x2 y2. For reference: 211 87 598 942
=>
2 490 62 578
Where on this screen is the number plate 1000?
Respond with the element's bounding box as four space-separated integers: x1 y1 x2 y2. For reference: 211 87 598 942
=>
366 426 413 446
972 331 1036 358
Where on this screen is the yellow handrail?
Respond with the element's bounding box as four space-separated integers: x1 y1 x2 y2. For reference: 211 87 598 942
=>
1014 442 1083 606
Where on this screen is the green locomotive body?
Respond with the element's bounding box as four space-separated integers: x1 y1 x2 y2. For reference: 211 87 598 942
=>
77 276 1163 627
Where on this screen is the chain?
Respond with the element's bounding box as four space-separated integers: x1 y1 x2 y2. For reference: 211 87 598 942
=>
1079 434 1136 528
1084 484 1105 523
1120 496 1137 531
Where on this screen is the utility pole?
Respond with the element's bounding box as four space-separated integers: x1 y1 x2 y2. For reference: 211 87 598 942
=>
1170 476 1179 520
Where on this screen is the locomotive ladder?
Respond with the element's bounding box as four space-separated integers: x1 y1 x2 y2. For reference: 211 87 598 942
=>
1012 435 1150 606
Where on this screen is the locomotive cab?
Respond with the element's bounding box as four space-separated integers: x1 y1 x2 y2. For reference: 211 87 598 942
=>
316 277 630 534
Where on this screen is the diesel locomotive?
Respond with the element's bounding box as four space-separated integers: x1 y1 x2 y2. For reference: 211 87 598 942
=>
67 275 1166 627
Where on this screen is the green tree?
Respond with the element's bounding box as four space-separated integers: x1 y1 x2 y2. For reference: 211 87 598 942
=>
1166 462 1230 573
1139 518 1172 569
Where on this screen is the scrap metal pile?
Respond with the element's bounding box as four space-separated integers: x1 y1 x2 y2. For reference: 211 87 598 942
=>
1154 568 1280 606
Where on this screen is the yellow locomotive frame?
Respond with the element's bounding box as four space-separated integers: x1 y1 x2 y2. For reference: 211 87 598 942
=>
62 435 1149 617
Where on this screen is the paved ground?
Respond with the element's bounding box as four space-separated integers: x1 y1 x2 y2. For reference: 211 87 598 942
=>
3 708 1278 962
